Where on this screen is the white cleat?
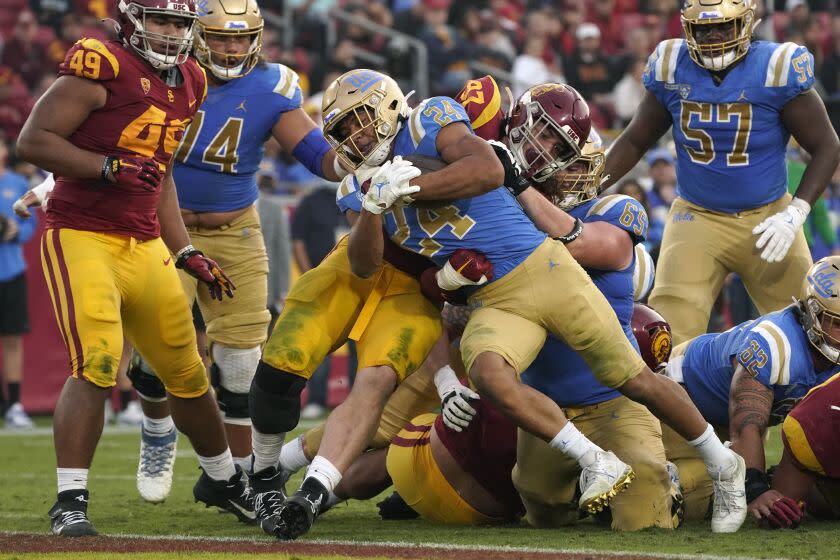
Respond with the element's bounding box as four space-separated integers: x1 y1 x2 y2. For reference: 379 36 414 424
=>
710 451 747 533
137 426 177 503
117 401 144 426
578 450 635 514
5 402 34 429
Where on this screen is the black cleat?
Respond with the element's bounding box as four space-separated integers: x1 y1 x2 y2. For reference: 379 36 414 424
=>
273 478 328 540
376 491 419 520
249 465 287 535
193 465 256 524
48 490 98 537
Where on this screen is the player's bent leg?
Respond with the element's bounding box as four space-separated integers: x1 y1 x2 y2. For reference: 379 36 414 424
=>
273 366 398 540
661 423 712 522
210 344 262 467
512 428 579 528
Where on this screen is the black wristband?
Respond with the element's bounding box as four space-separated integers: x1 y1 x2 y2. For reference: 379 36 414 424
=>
554 217 583 244
102 156 120 182
175 247 202 269
745 467 771 504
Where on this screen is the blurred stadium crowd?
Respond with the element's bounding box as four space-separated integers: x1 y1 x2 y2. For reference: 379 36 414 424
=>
2 0 840 419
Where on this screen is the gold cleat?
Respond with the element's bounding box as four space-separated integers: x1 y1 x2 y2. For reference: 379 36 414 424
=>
579 453 636 514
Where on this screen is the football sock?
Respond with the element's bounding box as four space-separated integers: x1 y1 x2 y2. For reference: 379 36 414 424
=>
549 422 602 468
119 390 133 411
233 455 251 473
8 382 20 405
197 448 237 482
252 429 285 473
305 455 342 494
688 423 736 476
57 468 88 493
279 435 310 474
143 414 175 436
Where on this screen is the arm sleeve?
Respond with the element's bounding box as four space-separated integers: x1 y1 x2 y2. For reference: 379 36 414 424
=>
58 38 119 82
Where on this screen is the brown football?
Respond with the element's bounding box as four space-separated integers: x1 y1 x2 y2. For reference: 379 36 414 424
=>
404 155 447 174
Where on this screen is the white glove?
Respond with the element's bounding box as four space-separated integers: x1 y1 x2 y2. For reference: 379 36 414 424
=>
752 198 810 263
434 365 479 432
362 156 421 215
13 173 54 218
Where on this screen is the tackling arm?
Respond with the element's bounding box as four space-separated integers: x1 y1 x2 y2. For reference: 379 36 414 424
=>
16 76 107 178
517 188 634 270
601 91 671 190
272 108 346 182
782 90 840 207
410 122 505 201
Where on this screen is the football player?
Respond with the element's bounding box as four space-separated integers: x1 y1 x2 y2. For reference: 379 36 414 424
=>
774 372 840 527
15 0 252 536
660 256 840 523
123 0 351 504
331 70 746 536
246 70 502 540
602 0 840 346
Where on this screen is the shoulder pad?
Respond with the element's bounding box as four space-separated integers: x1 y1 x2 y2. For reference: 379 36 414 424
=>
633 243 655 302
747 319 792 385
765 42 815 91
58 38 120 81
407 96 471 148
585 194 637 218
456 76 503 141
272 64 301 101
647 39 684 85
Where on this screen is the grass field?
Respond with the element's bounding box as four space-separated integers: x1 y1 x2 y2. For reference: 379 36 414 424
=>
2 421 839 560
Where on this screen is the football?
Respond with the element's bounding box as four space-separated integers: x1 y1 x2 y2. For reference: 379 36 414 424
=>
404 155 447 174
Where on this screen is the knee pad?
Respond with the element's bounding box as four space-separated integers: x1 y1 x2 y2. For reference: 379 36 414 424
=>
211 345 261 425
249 361 307 433
127 354 166 402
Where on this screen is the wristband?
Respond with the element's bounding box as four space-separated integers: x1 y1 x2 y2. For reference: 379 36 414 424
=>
554 217 583 244
175 244 199 268
745 467 771 504
102 156 119 182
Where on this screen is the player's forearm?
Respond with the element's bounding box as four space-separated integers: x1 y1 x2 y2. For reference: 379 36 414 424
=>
347 210 384 278
16 129 105 180
518 187 575 237
729 427 767 472
411 154 504 201
602 135 648 190
793 143 840 206
157 176 191 253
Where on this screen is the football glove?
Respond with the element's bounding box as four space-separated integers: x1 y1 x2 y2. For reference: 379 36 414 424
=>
13 173 54 218
749 489 804 529
487 139 530 196
175 246 235 301
752 198 810 263
361 157 422 214
105 155 163 192
436 248 494 291
434 365 479 432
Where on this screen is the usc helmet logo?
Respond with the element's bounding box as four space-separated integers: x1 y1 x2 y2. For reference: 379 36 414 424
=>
651 328 672 365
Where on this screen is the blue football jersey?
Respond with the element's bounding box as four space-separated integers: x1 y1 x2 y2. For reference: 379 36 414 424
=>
678 306 840 426
522 195 648 406
335 96 546 281
173 63 302 212
644 40 815 213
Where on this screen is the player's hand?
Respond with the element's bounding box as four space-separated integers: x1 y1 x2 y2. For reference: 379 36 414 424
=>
175 247 236 301
106 155 163 192
752 199 810 263
488 139 530 196
362 157 422 214
436 248 494 291
749 489 803 529
434 365 480 432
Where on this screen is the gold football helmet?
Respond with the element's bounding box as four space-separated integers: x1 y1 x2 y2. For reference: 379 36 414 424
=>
681 0 757 71
799 256 840 364
194 0 263 80
321 69 408 170
536 128 605 210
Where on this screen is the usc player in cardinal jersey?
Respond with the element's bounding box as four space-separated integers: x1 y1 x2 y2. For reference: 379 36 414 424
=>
16 0 253 537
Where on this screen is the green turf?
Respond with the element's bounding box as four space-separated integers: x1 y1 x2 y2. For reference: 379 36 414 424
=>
1 423 838 559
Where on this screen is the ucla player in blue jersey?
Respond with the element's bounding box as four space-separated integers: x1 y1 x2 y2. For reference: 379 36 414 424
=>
333 73 747 534
510 130 681 531
660 256 840 526
603 0 840 347
127 0 350 504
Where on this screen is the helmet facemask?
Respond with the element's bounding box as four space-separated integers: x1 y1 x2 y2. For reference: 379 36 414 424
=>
507 101 582 183
682 9 756 71
195 26 262 80
802 297 840 364
120 0 197 70
324 92 403 170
